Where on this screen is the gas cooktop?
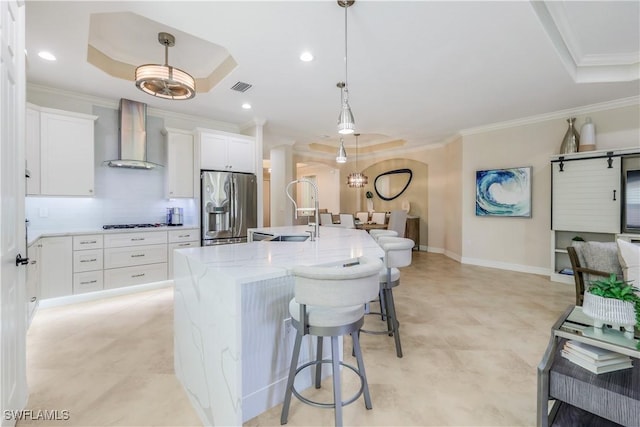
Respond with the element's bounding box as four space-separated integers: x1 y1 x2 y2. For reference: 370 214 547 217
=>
102 223 166 230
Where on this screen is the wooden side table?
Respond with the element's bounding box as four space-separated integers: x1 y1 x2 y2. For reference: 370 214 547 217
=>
405 217 419 250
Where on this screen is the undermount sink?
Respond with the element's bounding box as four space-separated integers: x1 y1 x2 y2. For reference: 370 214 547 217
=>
269 235 309 242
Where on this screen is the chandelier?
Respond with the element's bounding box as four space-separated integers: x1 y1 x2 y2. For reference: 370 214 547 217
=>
135 32 196 100
347 133 368 188
337 0 355 134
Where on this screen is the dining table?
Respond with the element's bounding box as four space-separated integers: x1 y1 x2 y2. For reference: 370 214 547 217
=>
355 222 388 231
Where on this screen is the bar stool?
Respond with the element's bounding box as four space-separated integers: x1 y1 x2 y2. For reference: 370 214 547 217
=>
281 256 383 427
368 229 397 242
367 236 414 358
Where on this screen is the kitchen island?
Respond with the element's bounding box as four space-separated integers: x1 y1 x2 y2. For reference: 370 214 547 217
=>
173 225 383 426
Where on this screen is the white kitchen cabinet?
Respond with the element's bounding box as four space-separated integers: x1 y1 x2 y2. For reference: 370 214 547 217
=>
103 231 167 248
39 109 98 196
167 228 200 277
72 234 104 294
198 129 256 173
26 240 41 327
103 231 168 289
40 236 73 298
164 128 194 198
104 244 167 269
26 105 40 195
104 263 167 290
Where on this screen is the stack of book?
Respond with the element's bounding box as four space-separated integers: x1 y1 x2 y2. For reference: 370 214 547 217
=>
561 340 634 374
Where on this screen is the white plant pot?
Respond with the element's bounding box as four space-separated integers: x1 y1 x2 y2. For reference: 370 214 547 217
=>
583 292 636 337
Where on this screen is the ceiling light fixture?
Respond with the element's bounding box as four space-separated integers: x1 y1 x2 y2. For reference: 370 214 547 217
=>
337 0 355 135
135 32 195 100
242 103 252 110
300 51 314 62
336 137 347 163
347 133 367 188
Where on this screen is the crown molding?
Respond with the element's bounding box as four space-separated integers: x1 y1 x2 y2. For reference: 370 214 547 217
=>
459 96 639 137
26 83 240 132
531 1 640 83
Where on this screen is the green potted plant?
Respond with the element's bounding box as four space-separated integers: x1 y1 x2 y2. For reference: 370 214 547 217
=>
583 273 640 349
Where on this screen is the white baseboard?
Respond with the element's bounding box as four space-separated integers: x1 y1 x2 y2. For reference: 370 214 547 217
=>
39 280 173 309
460 256 550 276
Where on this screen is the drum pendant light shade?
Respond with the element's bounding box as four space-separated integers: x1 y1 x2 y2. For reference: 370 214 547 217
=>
135 32 196 100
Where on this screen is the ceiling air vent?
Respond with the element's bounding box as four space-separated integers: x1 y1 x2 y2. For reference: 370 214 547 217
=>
231 81 252 92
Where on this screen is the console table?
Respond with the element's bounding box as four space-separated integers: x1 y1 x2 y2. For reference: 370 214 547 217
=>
537 306 640 426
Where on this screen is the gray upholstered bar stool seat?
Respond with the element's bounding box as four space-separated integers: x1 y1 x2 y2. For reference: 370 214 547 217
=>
281 256 383 427
367 236 414 358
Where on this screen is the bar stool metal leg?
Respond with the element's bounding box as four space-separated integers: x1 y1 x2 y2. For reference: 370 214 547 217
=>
351 331 372 409
281 331 304 424
331 336 342 427
385 288 403 358
315 336 323 389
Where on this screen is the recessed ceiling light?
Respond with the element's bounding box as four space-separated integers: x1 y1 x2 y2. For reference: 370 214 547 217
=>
299 51 314 62
242 103 252 110
38 51 56 61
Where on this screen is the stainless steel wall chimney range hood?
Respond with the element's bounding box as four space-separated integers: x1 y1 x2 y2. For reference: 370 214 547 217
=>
105 98 161 169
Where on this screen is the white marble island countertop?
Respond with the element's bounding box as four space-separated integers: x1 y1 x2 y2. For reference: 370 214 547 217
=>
176 225 384 284
172 225 384 426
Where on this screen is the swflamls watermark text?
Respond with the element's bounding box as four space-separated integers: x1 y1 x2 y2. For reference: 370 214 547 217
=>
3 409 70 421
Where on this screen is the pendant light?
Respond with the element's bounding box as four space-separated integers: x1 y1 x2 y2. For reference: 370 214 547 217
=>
336 137 347 163
337 0 355 134
347 133 368 188
135 32 196 100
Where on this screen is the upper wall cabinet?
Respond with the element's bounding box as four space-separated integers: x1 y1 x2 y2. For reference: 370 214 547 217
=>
197 129 256 174
26 105 98 196
163 128 194 198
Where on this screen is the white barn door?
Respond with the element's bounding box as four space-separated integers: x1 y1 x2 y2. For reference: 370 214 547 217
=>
0 0 27 425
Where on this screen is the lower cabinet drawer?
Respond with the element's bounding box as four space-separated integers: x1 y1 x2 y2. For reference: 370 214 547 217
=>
73 271 104 294
168 241 200 252
73 249 103 272
104 244 167 269
103 263 167 289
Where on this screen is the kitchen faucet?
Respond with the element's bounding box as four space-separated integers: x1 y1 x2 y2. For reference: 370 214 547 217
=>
285 179 319 240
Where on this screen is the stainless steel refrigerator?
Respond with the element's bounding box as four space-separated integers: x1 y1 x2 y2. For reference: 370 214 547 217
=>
201 170 257 245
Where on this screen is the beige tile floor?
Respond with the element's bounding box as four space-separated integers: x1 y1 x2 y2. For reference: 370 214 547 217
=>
20 252 574 427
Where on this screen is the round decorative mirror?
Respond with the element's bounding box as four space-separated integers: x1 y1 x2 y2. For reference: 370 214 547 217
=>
374 168 413 201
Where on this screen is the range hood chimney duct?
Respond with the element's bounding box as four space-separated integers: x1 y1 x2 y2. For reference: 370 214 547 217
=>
106 98 161 169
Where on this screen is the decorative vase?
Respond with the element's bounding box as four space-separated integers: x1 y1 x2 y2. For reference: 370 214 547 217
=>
366 198 373 213
559 117 580 154
579 117 596 152
583 292 636 338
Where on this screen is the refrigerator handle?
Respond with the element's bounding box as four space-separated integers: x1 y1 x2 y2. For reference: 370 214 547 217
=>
230 175 235 234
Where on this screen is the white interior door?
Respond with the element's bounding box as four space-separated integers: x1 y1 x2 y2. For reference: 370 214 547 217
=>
0 1 27 425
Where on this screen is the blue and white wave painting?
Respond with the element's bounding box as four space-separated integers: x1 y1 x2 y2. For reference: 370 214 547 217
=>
476 167 531 217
